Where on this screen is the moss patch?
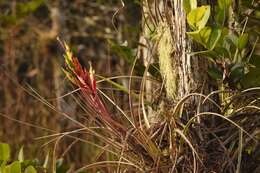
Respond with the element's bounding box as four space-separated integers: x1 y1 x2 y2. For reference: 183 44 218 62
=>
157 22 177 99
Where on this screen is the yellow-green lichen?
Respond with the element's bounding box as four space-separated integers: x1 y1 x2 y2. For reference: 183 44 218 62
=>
157 22 177 99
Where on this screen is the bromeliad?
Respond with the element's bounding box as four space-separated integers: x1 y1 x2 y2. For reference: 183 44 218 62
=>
61 41 161 163
62 41 126 136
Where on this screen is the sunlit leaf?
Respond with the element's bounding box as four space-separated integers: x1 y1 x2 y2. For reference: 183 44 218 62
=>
187 27 211 47
24 166 37 173
187 5 210 30
0 143 10 161
188 27 221 50
7 161 21 173
200 27 212 45
187 30 203 45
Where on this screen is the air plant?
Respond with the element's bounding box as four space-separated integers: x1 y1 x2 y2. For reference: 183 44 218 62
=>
61 41 127 136
61 41 162 172
60 40 260 173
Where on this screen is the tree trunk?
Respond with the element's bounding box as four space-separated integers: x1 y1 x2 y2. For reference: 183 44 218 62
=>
140 0 212 125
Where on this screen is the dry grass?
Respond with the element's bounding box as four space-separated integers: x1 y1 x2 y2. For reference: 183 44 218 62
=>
42 42 258 172
1 1 260 173
0 0 140 167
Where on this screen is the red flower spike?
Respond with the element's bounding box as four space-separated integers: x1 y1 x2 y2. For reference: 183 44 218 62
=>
62 41 126 136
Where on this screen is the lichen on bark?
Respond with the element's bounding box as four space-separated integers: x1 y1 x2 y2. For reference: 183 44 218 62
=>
156 22 177 99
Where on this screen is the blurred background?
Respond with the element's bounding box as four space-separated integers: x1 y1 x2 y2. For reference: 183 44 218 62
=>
0 0 142 168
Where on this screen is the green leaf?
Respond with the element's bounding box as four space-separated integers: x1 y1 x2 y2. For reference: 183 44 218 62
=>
225 34 238 47
187 27 211 47
0 143 10 161
218 0 232 9
241 68 260 88
229 64 245 83
56 158 70 173
208 67 223 80
187 30 203 44
7 161 21 173
215 8 225 26
3 165 10 173
183 0 197 14
216 0 231 26
188 27 221 50
187 5 210 30
214 47 230 59
97 75 136 97
249 55 260 67
0 15 17 26
16 0 45 18
1 161 7 173
20 159 39 169
18 146 24 162
216 27 229 46
238 33 249 50
199 27 212 45
242 55 260 88
187 50 219 63
24 166 37 173
207 28 222 50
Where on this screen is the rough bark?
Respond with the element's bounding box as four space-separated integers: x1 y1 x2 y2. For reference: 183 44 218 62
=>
140 0 211 125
